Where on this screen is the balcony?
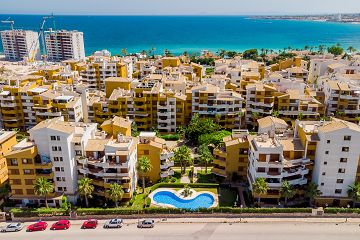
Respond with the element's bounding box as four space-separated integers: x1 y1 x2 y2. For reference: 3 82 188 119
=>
160 169 175 178
211 167 226 177
1 102 17 108
160 160 174 170
160 152 174 160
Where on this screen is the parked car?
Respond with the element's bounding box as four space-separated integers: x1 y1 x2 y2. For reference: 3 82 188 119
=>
81 219 98 229
1 222 24 232
51 220 71 230
137 219 154 228
104 218 123 228
27 221 48 232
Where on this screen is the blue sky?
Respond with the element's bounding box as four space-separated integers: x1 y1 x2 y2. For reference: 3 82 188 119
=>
1 0 360 15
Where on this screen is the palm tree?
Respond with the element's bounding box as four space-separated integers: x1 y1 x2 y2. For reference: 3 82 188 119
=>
34 177 54 208
173 145 192 174
140 50 147 57
137 156 152 193
106 183 124 207
217 49 226 58
251 112 260 127
335 111 345 118
347 46 357 54
181 184 193 197
198 144 214 173
271 111 280 118
355 116 360 125
78 177 94 207
280 181 296 206
348 182 360 207
304 182 322 207
215 113 221 125
121 48 128 56
252 178 269 204
297 112 304 120
237 111 244 129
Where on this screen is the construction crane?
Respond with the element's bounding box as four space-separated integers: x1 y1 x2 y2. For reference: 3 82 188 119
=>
26 14 55 63
1 18 15 30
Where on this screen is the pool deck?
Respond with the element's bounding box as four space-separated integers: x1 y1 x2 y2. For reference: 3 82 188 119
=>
149 188 219 209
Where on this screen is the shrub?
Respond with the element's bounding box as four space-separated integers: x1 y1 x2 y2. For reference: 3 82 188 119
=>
150 183 219 192
198 130 231 146
160 134 180 141
10 208 68 217
324 208 360 214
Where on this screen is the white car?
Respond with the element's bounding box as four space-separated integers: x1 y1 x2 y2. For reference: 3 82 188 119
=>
137 219 154 228
1 222 24 232
103 219 123 228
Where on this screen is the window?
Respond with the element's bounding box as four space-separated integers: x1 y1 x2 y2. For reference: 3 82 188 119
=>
22 158 31 164
10 158 18 166
56 177 62 181
338 168 346 173
50 136 56 141
336 179 344 184
325 151 329 155
327 140 331 144
75 150 82 156
344 136 351 141
322 172 326 176
335 189 342 194
55 167 64 172
23 169 31 174
57 187 63 191
25 179 33 185
340 158 347 163
342 147 349 152
52 146 62 151
321 183 324 186
324 161 327 165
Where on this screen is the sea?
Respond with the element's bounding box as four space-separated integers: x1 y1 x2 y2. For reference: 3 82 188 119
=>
1 15 360 56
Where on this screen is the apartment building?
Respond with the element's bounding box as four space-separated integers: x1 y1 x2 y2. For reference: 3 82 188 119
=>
192 84 243 129
323 81 360 123
248 119 310 201
0 83 84 130
212 130 249 180
45 29 85 61
295 119 360 207
246 83 277 127
81 56 128 90
137 132 174 183
0 29 40 61
0 131 17 187
78 133 137 200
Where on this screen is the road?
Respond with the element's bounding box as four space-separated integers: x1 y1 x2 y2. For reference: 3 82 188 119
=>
1 219 360 240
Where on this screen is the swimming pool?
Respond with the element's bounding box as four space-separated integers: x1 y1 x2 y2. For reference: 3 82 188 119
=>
152 190 215 210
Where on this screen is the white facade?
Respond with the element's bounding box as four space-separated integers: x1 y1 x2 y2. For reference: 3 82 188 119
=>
311 121 360 198
0 30 40 61
28 117 97 203
45 30 85 61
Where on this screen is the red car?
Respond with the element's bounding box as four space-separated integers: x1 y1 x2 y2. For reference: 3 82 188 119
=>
27 221 48 232
51 220 71 230
81 219 98 229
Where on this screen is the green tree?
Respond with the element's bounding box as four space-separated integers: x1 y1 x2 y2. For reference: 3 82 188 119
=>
181 184 193 197
173 145 192 174
348 182 360 207
347 46 357 54
34 177 54 208
328 45 344 56
318 45 326 54
304 182 322 207
251 112 260 126
121 48 128 56
217 49 226 58
176 126 186 139
131 122 139 137
198 130 231 146
198 144 214 173
78 177 94 207
106 183 124 207
252 178 269 204
271 111 280 118
227 51 237 58
297 112 304 120
280 181 296 206
137 156 153 193
185 113 220 144
242 49 259 60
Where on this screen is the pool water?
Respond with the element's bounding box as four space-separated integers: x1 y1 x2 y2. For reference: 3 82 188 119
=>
152 191 215 210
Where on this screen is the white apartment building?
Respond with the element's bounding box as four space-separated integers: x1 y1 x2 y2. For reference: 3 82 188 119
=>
45 29 85 61
297 119 360 204
157 96 176 133
248 129 310 200
0 29 40 61
28 117 97 203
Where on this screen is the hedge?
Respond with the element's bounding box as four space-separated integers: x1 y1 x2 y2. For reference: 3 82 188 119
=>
70 207 313 215
11 208 68 217
150 183 219 192
160 134 180 141
324 208 360 214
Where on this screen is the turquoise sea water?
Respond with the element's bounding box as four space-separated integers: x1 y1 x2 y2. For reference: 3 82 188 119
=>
1 15 360 55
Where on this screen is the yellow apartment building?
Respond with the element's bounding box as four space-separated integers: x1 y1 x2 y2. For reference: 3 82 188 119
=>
0 131 17 187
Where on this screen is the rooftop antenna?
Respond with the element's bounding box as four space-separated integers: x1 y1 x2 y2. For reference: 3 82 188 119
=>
1 17 15 30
